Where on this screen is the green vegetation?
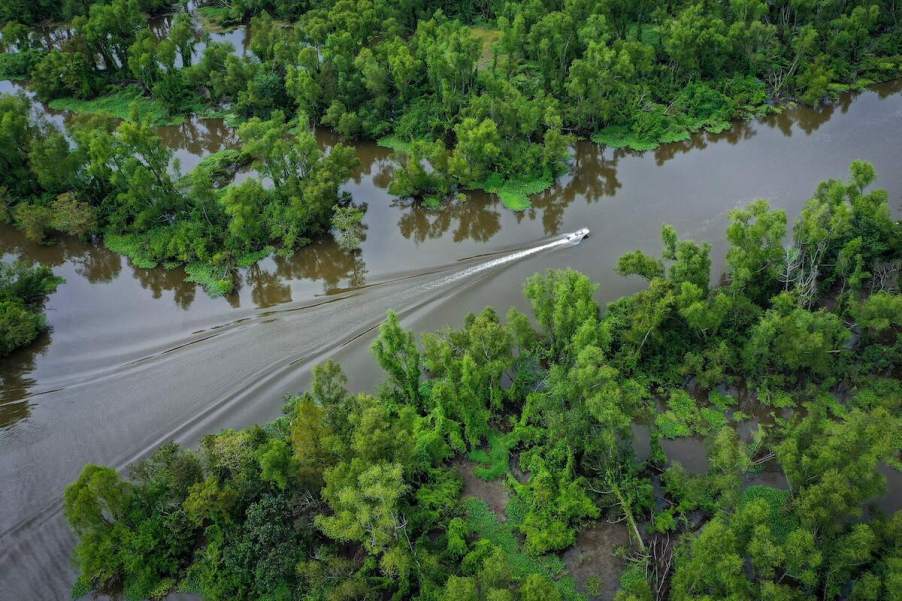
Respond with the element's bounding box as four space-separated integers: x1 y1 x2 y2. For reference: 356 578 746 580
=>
4 0 899 213
479 173 555 212
591 126 664 153
184 263 234 297
0 93 359 294
0 0 177 27
63 163 901 601
48 87 181 125
469 430 517 481
655 390 735 439
462 498 581 600
0 261 63 356
196 5 237 31
378 136 422 155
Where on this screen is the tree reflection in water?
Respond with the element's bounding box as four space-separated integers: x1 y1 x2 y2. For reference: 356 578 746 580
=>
0 331 50 430
392 140 623 241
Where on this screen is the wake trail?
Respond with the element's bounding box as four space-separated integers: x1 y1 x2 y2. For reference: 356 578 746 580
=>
423 233 580 290
7 234 582 402
0 232 584 556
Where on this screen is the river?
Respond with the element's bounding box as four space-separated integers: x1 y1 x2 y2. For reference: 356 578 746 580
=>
1 67 901 598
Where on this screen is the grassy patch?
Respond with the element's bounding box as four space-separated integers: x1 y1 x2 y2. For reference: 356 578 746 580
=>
49 87 180 125
194 148 244 172
592 125 660 152
463 498 583 601
195 106 241 123
423 196 444 210
104 233 159 269
189 148 250 185
591 123 693 152
740 485 796 541
478 171 554 211
196 6 238 31
184 263 234 297
469 26 501 71
237 247 272 268
377 135 421 154
468 430 517 481
105 232 236 296
593 118 729 151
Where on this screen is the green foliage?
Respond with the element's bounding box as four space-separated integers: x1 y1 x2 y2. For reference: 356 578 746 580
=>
469 430 517 481
462 498 581 601
592 126 660 152
614 564 653 601
1 96 355 296
523 269 599 362
726 200 787 303
743 295 850 388
0 48 43 80
184 263 234 297
331 205 366 251
513 455 600 554
378 136 421 154
104 233 160 269
655 391 698 439
0 261 62 356
48 86 181 125
0 299 44 355
316 461 408 554
372 311 421 405
853 292 902 333
5 0 901 206
739 486 796 541
478 172 555 211
655 390 734 439
776 404 897 532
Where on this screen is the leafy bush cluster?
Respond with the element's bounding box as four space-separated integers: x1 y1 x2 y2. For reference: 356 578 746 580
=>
66 163 901 600
0 260 62 356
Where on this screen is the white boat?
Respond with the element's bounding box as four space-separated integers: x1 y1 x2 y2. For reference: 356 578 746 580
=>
564 228 591 243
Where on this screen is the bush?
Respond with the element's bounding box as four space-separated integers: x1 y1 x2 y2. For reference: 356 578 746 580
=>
0 299 44 356
31 50 98 100
13 203 53 243
0 48 44 80
0 261 62 356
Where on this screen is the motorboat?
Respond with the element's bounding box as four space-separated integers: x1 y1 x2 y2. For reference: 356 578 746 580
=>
564 228 591 243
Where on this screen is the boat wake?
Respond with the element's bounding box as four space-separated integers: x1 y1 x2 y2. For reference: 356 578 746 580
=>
0 231 587 600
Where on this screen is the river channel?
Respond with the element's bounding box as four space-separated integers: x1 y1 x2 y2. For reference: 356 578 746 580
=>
0 63 900 598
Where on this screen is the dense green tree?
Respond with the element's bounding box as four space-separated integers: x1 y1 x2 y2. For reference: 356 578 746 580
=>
777 405 896 532
372 310 421 405
523 269 600 361
726 199 787 303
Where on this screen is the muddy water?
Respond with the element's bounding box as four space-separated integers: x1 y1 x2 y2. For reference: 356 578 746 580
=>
563 522 630 601
0 79 901 597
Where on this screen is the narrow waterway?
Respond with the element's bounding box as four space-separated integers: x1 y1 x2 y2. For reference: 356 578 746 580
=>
0 75 900 598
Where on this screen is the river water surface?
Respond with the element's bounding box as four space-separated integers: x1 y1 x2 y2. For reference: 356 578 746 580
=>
1 76 901 598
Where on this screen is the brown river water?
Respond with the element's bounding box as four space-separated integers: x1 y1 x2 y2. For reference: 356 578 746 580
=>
0 70 900 598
